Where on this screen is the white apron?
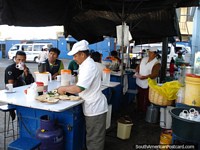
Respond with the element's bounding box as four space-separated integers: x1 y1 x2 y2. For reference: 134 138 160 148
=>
136 57 159 89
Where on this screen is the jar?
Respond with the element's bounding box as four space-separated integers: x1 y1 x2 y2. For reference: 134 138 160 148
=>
102 68 111 86
61 69 71 86
36 82 44 95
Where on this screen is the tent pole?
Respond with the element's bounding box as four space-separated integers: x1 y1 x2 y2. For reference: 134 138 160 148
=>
120 0 125 85
120 22 125 85
160 37 168 83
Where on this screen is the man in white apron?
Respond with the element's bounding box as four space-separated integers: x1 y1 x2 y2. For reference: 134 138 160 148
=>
58 40 108 150
134 47 161 112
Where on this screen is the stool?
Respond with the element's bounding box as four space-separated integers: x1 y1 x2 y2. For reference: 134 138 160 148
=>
8 137 41 150
0 104 16 149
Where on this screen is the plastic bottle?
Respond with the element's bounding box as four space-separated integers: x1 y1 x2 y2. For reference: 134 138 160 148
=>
61 69 71 86
169 58 175 78
102 68 111 86
36 82 44 95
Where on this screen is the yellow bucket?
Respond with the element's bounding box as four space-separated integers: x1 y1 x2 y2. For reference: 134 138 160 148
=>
184 75 200 106
159 130 172 150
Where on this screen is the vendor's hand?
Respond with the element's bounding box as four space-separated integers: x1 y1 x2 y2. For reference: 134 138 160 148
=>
134 73 143 79
138 75 150 80
133 72 138 78
57 86 67 95
139 75 147 80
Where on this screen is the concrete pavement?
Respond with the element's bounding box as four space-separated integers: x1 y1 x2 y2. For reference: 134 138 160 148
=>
0 58 70 150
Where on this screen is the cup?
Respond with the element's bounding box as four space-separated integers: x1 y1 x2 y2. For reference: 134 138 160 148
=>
6 84 13 92
179 110 188 119
188 108 199 121
56 75 61 81
16 62 25 70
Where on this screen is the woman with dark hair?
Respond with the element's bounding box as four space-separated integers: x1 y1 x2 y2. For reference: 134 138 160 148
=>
45 48 64 80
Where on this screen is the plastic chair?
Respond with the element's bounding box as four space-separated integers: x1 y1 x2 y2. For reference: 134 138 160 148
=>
8 137 41 150
0 104 16 150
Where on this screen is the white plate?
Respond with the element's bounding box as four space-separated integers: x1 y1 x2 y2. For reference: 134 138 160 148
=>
5 90 16 93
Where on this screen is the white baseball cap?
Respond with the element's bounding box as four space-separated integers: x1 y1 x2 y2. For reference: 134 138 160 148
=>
43 45 48 49
68 40 89 56
149 47 158 52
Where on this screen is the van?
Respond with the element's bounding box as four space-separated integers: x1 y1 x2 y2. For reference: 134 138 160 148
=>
8 43 53 62
130 42 191 64
130 43 175 63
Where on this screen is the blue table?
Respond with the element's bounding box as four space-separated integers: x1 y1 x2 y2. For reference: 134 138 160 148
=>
15 105 85 150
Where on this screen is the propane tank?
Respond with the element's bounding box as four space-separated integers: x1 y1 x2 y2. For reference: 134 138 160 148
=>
36 115 64 150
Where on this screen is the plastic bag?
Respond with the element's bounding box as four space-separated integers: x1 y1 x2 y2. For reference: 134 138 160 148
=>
148 78 182 100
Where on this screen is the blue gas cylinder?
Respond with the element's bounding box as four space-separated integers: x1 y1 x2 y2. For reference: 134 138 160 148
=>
36 115 64 150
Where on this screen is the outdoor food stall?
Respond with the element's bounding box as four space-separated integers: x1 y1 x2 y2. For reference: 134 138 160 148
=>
0 80 120 150
145 52 200 148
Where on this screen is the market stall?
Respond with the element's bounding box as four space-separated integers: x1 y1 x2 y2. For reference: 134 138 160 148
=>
147 65 200 148
0 80 120 150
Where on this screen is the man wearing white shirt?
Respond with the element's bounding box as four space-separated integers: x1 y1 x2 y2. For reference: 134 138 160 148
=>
38 45 48 62
90 51 106 80
58 40 108 150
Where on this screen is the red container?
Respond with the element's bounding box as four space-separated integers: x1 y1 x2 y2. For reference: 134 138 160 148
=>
36 82 44 95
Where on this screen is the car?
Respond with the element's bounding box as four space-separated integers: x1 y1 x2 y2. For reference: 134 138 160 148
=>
8 43 53 62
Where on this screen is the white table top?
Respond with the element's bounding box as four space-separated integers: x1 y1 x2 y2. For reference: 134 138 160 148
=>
0 81 120 112
101 81 120 91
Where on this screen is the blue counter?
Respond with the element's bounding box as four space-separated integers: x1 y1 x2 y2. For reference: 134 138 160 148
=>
15 105 85 150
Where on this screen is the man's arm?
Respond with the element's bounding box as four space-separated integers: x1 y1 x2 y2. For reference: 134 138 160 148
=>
58 61 64 74
57 85 84 95
5 67 15 85
23 66 35 84
52 60 64 80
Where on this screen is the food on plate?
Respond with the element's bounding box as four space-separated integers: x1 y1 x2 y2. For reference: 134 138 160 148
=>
36 94 60 104
35 89 81 103
36 94 50 102
69 95 81 101
46 98 59 104
47 90 59 97
59 95 70 100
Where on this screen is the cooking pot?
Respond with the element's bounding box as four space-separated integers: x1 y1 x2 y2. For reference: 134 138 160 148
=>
38 62 46 73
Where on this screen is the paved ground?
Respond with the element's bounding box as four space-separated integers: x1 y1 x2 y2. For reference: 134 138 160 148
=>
0 58 161 150
0 58 70 150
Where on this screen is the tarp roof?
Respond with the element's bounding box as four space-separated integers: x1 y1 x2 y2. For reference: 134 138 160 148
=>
0 0 199 44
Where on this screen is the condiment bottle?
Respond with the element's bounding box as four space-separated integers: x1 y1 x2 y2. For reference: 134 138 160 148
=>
61 69 71 86
36 82 44 95
102 68 111 86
